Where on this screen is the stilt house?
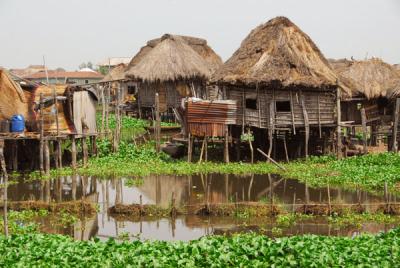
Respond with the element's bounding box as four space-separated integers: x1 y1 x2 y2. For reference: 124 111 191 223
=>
212 17 350 158
124 34 222 120
330 58 400 148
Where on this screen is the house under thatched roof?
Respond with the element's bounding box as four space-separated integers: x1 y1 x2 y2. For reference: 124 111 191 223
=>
125 34 222 83
330 58 400 99
212 16 349 93
101 63 127 83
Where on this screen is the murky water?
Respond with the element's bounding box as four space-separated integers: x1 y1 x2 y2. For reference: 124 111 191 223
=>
5 174 397 241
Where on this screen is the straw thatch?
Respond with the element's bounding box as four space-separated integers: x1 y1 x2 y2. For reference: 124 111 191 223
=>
125 34 222 82
330 58 400 99
101 63 127 83
0 68 31 121
212 17 348 92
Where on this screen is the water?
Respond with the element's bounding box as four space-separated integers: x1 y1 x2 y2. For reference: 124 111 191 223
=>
5 174 396 241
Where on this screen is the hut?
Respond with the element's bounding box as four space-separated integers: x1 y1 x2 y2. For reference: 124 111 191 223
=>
0 68 34 126
330 58 400 149
212 17 349 159
125 34 223 121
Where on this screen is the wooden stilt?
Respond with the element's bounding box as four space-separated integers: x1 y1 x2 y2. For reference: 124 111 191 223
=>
392 98 400 152
155 93 161 153
248 128 254 164
57 139 62 168
224 125 229 163
204 136 208 162
71 136 77 169
82 137 88 168
54 141 59 169
198 136 206 163
12 141 18 171
44 140 50 176
317 95 322 138
336 88 342 159
327 183 332 215
187 133 193 163
0 140 9 237
90 136 97 156
361 108 368 154
283 134 289 163
39 93 44 175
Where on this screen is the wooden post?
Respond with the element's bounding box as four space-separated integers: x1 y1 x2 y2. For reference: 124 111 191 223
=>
392 98 400 152
198 136 206 163
248 128 254 164
105 84 110 136
90 136 97 156
39 93 44 175
82 137 88 168
0 140 9 237
361 108 368 154
283 134 289 163
187 133 192 163
57 139 62 169
224 125 229 163
301 96 309 158
11 141 18 171
242 89 245 134
337 88 342 159
155 93 161 153
44 140 50 176
384 181 389 212
204 136 208 162
292 192 296 213
71 136 77 169
171 192 176 217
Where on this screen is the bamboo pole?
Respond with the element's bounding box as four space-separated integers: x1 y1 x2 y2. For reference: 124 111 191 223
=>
257 148 286 171
248 128 254 164
224 125 229 163
187 133 192 163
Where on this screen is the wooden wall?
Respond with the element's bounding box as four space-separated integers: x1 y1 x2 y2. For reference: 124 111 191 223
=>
226 86 336 129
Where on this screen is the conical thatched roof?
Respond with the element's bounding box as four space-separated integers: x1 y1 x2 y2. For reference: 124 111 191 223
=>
212 17 347 92
330 58 400 99
101 63 127 82
125 34 222 82
0 68 30 121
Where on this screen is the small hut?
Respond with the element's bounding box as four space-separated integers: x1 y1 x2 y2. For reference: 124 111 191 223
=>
330 58 400 148
212 17 349 159
125 34 222 121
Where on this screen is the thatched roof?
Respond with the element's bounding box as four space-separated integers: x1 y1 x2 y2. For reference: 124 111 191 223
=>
0 68 31 121
125 34 222 82
212 17 347 92
330 58 400 99
101 64 127 82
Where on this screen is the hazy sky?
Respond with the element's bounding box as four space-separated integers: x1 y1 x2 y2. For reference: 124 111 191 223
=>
1 0 399 70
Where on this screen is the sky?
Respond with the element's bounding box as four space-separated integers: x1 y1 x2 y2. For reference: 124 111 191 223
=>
0 0 399 70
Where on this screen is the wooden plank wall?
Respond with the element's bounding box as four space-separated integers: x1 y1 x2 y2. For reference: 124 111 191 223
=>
73 91 97 135
227 87 336 129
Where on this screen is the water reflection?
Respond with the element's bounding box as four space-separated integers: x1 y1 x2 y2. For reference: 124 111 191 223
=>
5 173 394 241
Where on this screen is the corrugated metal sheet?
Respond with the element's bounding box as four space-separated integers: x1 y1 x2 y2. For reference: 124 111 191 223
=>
186 99 237 137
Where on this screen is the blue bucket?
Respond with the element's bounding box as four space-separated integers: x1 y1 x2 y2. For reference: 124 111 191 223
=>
11 114 25 133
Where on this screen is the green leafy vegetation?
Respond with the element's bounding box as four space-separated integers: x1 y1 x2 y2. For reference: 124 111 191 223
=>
328 213 397 228
283 153 400 193
1 229 400 267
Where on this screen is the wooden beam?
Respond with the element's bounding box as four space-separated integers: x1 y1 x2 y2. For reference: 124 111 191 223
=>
39 93 44 175
155 92 161 153
267 102 275 157
71 136 77 169
224 125 230 163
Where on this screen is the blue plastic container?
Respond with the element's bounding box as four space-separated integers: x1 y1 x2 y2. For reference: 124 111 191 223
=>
11 115 25 133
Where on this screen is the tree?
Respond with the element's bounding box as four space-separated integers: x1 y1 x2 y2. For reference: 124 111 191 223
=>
87 62 93 70
79 62 87 70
